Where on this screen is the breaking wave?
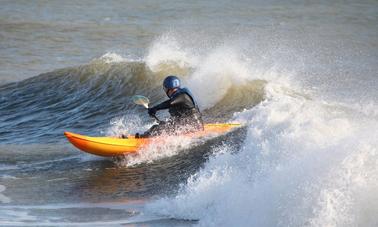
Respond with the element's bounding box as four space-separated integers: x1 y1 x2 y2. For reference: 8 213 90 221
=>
1 31 377 227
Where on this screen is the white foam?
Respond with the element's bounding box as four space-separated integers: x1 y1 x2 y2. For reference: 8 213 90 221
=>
106 115 202 166
0 202 143 226
105 114 148 137
145 34 199 72
0 185 11 204
0 175 19 180
95 52 142 64
118 135 196 167
144 33 297 110
0 164 19 171
147 81 378 226
351 100 378 119
186 46 252 109
140 32 378 226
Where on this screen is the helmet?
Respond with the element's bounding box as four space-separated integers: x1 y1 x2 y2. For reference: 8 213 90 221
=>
163 75 181 94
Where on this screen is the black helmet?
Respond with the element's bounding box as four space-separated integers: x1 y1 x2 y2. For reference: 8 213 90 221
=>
163 75 181 95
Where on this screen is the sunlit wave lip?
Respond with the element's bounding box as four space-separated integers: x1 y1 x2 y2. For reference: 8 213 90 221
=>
91 52 143 64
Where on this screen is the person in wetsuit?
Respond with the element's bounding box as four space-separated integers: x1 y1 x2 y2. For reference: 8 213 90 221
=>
137 75 203 138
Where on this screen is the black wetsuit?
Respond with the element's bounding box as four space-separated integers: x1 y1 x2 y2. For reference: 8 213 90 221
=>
143 88 203 137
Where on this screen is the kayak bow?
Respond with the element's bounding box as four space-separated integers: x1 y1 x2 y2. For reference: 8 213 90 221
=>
64 123 241 157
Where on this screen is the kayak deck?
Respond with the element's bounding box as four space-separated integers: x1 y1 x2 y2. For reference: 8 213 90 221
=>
64 123 241 157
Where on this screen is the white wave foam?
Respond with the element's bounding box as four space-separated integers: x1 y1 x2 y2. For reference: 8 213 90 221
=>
147 82 378 226
140 33 378 226
105 115 199 166
0 164 19 171
186 46 253 109
144 33 296 110
95 52 142 64
0 185 11 204
352 100 378 119
0 175 19 180
118 135 197 167
145 34 199 72
105 114 148 137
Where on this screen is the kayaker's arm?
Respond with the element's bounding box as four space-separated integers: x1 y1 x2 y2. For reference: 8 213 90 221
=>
154 99 172 110
148 93 192 116
148 99 171 116
170 93 194 108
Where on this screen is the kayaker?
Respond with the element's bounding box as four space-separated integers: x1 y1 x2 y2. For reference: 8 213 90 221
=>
136 75 204 138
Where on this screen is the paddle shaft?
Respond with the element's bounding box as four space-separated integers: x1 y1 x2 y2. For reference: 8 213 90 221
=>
151 113 161 123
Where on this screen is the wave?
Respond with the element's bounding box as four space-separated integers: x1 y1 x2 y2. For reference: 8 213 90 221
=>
146 83 378 227
0 50 266 144
0 60 153 143
0 29 377 226
134 33 378 226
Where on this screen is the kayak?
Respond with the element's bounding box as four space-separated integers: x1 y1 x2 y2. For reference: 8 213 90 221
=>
64 123 241 157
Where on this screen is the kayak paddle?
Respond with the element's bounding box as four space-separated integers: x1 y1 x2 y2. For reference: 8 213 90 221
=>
132 95 161 123
132 95 150 108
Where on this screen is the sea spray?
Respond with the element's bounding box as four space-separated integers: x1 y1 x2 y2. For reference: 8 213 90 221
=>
105 114 148 137
118 135 196 167
141 33 378 225
147 80 378 226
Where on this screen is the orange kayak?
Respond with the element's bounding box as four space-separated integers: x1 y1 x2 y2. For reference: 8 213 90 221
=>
64 123 241 157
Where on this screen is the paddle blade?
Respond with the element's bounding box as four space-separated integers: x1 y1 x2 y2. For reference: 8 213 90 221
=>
132 95 149 108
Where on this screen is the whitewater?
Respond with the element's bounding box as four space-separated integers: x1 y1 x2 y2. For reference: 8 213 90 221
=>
138 32 378 226
1 1 378 226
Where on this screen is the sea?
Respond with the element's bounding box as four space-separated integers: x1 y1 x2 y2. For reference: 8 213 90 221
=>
0 0 377 226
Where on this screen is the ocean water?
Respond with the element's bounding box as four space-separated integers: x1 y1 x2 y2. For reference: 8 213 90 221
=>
0 0 377 226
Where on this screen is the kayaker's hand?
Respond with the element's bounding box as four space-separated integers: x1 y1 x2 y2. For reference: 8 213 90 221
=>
148 107 157 117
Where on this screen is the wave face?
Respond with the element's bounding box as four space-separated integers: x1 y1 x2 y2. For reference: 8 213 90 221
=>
0 60 156 143
0 47 265 144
